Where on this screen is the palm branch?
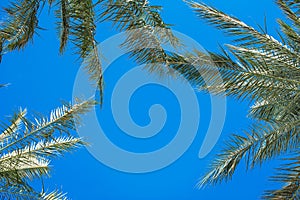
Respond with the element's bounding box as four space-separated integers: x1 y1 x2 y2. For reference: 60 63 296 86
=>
0 0 179 104
97 0 180 76
171 0 300 198
0 100 95 199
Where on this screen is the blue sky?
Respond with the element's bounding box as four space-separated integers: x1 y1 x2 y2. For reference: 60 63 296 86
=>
0 0 285 199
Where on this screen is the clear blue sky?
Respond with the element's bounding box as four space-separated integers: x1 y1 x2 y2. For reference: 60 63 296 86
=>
0 0 284 199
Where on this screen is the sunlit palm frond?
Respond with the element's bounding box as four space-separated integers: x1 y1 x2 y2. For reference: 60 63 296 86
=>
199 120 300 187
0 100 94 154
168 49 300 102
184 1 300 198
0 156 50 181
186 1 298 64
0 100 95 198
39 190 68 200
0 136 84 171
0 109 26 140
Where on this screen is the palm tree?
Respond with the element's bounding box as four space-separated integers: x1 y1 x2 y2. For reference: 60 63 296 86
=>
167 0 300 198
0 0 177 198
0 97 95 199
0 0 179 103
3 0 299 198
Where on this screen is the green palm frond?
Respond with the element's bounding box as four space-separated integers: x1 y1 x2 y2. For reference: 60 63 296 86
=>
168 48 299 102
277 19 300 51
59 0 103 103
249 97 291 122
39 190 68 200
264 153 300 199
186 1 298 63
1 0 176 102
0 185 68 200
0 100 95 198
98 0 180 76
0 0 41 52
97 0 177 43
0 183 36 200
199 121 300 187
0 109 26 140
0 156 50 181
55 0 70 54
0 100 94 153
0 136 83 170
183 1 300 198
277 0 300 28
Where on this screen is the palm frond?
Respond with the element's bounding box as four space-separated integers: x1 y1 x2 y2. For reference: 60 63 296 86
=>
0 100 95 153
250 90 300 123
186 1 300 197
277 19 300 52
185 1 298 63
98 0 180 76
0 100 94 198
0 109 26 140
0 183 36 200
68 0 103 103
39 190 68 200
167 49 300 102
53 0 103 103
0 136 84 164
0 0 41 52
249 97 291 122
0 136 83 177
199 120 300 187
264 153 300 199
55 0 70 54
0 156 50 180
277 0 300 28
0 185 68 200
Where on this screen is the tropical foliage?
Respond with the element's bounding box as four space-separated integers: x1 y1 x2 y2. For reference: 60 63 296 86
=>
169 0 300 199
0 0 177 198
2 0 300 199
0 0 179 103
0 99 95 199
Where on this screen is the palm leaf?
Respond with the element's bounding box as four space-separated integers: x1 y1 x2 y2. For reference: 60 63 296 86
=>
183 2 300 198
0 0 41 52
264 153 300 199
0 100 95 198
98 0 181 76
277 0 300 28
199 120 300 187
185 1 298 63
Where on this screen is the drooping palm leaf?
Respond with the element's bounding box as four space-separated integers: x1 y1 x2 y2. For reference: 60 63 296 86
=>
98 0 181 76
0 0 41 52
55 0 104 103
1 0 177 104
